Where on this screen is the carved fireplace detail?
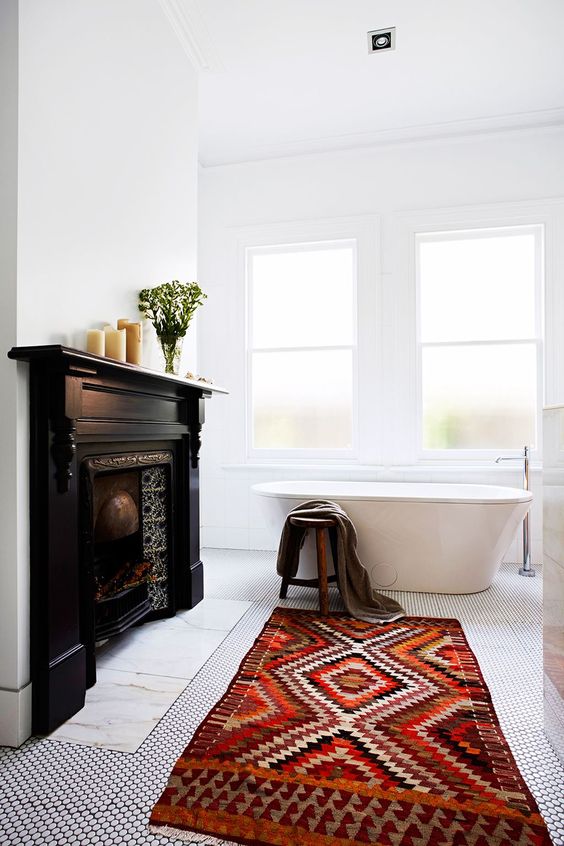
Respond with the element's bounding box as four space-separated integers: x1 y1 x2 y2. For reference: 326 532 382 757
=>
8 345 227 735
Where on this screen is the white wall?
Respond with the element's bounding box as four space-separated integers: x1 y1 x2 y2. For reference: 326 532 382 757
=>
17 0 199 369
198 127 564 555
0 0 199 747
0 0 30 747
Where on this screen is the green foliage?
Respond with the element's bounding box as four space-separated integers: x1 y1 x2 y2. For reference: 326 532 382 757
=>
138 280 207 338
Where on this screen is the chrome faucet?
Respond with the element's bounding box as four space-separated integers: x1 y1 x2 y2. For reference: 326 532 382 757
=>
495 446 534 576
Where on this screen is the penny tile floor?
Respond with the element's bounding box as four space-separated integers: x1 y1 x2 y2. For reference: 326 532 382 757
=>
0 552 563 845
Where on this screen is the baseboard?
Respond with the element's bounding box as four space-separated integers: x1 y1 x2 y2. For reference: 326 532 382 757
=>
0 683 32 747
201 527 278 551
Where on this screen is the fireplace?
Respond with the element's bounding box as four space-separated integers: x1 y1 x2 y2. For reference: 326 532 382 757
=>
84 451 174 642
8 345 227 734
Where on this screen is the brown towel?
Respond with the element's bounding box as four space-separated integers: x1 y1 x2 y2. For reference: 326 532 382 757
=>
277 500 404 624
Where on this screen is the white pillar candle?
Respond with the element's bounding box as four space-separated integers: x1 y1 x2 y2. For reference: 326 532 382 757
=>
86 329 105 356
104 326 126 361
124 321 143 366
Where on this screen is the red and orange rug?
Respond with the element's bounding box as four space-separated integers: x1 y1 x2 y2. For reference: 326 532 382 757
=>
150 607 550 845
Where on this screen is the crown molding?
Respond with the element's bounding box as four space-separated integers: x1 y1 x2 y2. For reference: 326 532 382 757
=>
158 0 223 73
199 107 564 168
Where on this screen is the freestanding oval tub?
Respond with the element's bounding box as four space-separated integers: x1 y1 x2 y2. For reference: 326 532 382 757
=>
252 481 532 594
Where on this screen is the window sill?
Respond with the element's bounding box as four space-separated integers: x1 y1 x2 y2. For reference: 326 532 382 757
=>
220 462 541 477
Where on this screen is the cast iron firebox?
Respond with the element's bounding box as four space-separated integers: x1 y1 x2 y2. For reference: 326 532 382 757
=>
8 345 227 735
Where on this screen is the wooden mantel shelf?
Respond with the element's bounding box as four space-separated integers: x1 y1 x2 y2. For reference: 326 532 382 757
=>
8 344 228 396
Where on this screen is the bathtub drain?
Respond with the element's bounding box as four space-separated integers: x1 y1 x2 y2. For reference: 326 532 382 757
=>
370 563 398 588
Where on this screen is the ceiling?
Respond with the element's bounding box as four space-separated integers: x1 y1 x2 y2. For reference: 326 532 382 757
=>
171 0 564 166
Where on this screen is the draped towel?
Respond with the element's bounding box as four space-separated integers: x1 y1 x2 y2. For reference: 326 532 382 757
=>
277 500 404 624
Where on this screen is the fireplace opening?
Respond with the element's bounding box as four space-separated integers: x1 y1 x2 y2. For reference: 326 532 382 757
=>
82 452 174 645
92 470 151 639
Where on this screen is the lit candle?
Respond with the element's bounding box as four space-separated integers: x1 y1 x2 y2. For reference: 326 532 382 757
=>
124 321 142 366
104 326 126 361
86 329 105 356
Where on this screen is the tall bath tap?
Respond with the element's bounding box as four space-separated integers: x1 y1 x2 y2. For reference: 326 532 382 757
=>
495 446 534 576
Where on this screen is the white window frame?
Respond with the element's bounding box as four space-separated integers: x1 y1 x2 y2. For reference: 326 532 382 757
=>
246 238 359 460
415 224 544 461
218 201 559 474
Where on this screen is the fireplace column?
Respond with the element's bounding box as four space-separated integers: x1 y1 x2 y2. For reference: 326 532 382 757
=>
32 366 86 733
179 395 206 609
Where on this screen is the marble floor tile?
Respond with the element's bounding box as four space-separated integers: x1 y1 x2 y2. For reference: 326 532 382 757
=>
175 597 252 632
97 620 227 679
48 669 188 753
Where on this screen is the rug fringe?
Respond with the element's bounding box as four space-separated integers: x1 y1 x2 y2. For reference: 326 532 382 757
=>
148 824 230 845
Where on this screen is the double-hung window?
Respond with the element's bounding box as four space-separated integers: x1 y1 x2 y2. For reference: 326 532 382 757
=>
247 240 357 456
417 225 543 456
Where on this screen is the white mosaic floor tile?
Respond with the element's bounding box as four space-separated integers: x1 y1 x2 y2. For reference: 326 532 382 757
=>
0 552 563 846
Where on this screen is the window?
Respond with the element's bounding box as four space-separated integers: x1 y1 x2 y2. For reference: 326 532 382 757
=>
417 226 543 454
247 240 356 454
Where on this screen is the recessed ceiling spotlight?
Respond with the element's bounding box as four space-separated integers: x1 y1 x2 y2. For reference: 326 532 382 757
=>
367 27 396 54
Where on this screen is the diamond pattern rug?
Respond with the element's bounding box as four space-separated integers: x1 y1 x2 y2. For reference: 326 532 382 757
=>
150 607 550 845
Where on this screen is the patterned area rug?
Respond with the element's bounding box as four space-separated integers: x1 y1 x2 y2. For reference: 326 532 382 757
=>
150 607 550 845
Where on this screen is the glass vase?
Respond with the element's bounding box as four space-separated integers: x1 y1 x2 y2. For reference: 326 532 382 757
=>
158 334 183 375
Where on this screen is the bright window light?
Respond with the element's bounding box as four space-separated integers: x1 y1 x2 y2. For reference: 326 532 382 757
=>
252 349 353 449
422 344 537 449
251 248 354 349
248 242 356 452
417 227 542 452
420 234 536 343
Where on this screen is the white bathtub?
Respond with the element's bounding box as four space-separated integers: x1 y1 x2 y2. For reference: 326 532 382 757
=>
252 481 532 594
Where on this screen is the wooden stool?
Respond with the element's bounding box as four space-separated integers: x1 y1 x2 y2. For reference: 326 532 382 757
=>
279 516 338 616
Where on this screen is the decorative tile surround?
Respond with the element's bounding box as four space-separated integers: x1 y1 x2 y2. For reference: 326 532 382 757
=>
142 465 171 612
0 553 562 845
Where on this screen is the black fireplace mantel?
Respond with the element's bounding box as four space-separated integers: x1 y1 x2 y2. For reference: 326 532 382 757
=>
8 345 227 734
